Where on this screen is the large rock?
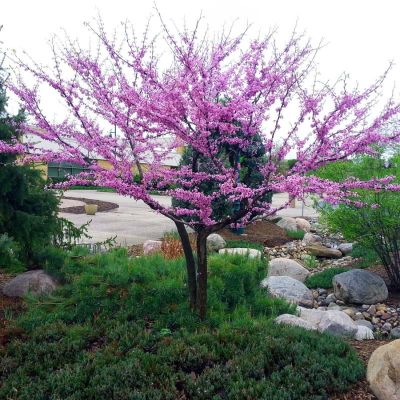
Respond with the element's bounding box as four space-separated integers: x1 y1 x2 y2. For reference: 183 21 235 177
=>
2 270 57 298
143 240 162 255
367 340 400 400
299 307 358 337
338 243 353 255
276 217 297 232
274 314 316 331
333 269 388 305
207 233 226 252
295 218 311 232
261 276 313 307
305 243 342 258
267 258 310 282
219 248 261 258
302 233 322 245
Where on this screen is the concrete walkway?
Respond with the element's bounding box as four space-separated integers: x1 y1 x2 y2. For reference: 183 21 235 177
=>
60 190 318 245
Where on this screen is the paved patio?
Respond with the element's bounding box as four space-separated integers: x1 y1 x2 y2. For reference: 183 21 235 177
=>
60 190 318 245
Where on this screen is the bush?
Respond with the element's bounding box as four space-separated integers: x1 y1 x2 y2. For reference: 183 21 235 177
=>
0 251 364 399
286 229 305 240
0 233 24 272
316 153 400 287
305 267 350 289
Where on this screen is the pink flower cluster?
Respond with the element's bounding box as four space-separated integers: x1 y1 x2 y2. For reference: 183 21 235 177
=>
2 19 400 230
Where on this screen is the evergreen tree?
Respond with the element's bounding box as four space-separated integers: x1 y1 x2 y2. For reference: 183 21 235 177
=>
0 55 60 268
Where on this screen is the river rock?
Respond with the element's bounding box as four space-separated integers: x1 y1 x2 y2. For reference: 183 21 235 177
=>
355 326 374 340
299 307 357 337
295 218 311 232
338 243 353 255
333 269 388 305
302 233 322 245
367 339 400 400
305 243 342 258
276 217 297 232
2 270 58 298
355 319 374 330
219 248 262 258
267 258 310 282
391 327 400 339
261 276 313 307
274 314 317 331
207 233 226 252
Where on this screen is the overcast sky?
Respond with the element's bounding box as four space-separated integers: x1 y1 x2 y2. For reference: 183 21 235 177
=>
2 0 400 113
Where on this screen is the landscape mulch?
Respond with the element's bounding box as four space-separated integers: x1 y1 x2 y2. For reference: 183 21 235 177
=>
219 219 292 247
60 196 119 214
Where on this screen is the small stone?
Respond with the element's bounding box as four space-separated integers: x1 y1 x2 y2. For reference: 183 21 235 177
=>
382 322 392 331
328 303 342 311
381 313 391 320
354 312 365 321
343 308 356 318
336 300 345 306
362 312 371 319
390 327 400 339
367 305 376 315
324 293 336 305
355 319 374 330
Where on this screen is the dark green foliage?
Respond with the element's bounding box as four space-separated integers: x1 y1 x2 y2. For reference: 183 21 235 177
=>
172 133 273 223
305 267 350 289
316 153 400 287
0 67 60 268
351 243 380 268
0 233 24 272
0 251 364 399
285 229 305 240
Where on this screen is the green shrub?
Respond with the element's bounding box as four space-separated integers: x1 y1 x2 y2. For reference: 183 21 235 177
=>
302 254 318 269
315 153 400 288
351 243 380 268
0 233 24 273
0 252 364 399
285 229 305 240
305 267 350 289
224 239 264 252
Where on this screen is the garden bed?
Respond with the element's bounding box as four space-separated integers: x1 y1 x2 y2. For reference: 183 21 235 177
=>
0 251 364 400
60 196 119 214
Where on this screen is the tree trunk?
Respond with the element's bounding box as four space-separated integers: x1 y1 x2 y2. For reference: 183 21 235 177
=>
175 221 197 310
196 230 208 319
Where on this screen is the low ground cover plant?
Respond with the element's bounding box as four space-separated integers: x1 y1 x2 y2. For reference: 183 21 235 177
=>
0 250 364 399
305 267 350 289
285 229 306 240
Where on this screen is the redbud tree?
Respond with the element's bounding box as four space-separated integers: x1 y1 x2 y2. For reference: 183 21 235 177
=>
3 17 400 318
